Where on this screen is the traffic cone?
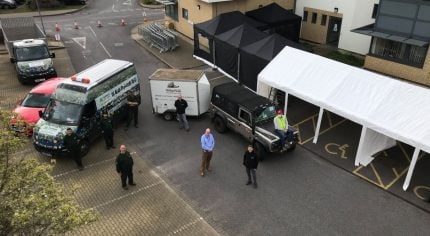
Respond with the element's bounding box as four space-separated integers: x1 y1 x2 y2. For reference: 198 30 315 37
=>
74 21 79 29
55 23 60 32
120 18 126 26
97 20 103 28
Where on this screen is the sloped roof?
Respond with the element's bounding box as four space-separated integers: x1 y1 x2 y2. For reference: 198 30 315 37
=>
246 3 301 24
214 23 268 48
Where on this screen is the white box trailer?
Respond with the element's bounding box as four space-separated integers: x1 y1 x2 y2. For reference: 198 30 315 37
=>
149 69 211 120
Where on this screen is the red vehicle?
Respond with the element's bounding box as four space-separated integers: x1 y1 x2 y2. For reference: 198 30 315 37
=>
12 77 65 135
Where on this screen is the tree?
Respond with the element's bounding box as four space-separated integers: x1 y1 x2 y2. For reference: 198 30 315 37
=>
0 110 97 235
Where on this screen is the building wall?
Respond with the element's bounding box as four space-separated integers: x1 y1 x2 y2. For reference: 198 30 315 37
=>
167 0 295 39
295 0 379 55
364 51 430 86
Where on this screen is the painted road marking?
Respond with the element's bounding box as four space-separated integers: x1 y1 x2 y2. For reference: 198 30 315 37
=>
89 26 97 38
122 0 131 5
100 42 112 58
325 143 349 159
414 186 430 200
114 42 124 47
64 40 74 44
72 37 87 49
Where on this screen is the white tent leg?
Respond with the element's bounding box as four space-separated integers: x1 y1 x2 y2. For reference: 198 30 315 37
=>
354 126 367 166
403 148 421 191
284 92 288 116
312 108 324 144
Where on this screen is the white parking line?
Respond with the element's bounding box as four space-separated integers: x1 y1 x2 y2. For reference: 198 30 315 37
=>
92 181 163 209
168 217 204 235
100 42 112 58
89 26 97 38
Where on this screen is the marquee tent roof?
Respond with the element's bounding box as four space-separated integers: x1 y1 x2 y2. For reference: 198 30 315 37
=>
258 46 430 154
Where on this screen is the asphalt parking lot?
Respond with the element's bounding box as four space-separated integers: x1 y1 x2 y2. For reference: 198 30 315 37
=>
286 95 430 211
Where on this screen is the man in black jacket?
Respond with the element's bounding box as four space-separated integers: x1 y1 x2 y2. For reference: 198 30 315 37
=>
243 145 259 188
125 91 140 130
100 111 114 150
174 96 189 131
63 128 84 171
116 145 136 190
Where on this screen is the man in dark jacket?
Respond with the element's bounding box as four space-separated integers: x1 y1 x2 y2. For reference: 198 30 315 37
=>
63 128 84 171
174 96 189 131
243 145 259 188
116 144 136 190
125 91 140 130
101 111 115 150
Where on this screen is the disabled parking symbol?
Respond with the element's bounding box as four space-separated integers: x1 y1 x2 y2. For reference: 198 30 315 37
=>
325 143 349 159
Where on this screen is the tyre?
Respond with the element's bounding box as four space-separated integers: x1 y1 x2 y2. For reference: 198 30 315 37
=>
288 143 296 151
253 141 266 161
79 140 90 157
214 116 227 133
163 112 174 121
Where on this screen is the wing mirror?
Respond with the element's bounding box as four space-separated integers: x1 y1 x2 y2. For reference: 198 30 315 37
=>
10 58 16 63
50 53 56 58
38 110 43 118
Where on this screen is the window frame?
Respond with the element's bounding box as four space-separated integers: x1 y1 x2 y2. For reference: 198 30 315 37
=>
182 8 188 20
321 14 327 26
372 4 379 19
303 11 308 22
311 12 317 24
238 108 252 125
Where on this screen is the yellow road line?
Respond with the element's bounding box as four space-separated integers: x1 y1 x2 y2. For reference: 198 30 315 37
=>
311 116 316 130
353 166 386 189
398 142 411 162
392 168 399 177
300 119 347 145
384 167 408 190
326 111 334 127
291 113 319 126
370 163 384 187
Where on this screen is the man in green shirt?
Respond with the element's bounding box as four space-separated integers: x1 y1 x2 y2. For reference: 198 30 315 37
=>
101 111 115 150
63 128 84 170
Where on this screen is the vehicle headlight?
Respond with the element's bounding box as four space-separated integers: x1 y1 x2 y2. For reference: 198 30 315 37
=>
43 60 53 70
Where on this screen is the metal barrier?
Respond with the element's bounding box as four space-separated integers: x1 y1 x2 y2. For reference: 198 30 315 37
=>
138 23 179 53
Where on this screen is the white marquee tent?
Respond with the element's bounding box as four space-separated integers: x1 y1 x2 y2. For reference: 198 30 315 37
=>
257 46 430 190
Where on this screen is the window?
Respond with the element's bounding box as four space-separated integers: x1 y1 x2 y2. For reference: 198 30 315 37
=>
303 11 308 22
370 37 428 67
182 8 188 20
239 109 251 124
372 4 379 19
311 12 317 24
321 14 327 26
165 4 178 21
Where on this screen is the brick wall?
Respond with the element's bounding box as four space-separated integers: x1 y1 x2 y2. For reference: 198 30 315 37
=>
364 50 430 86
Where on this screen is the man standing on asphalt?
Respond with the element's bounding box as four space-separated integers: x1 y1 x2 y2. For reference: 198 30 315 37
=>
243 145 259 188
101 111 115 150
63 128 84 171
174 96 189 131
200 128 215 177
116 145 136 190
125 90 140 130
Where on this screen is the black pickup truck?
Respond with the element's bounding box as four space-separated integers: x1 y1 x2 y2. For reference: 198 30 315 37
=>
210 82 299 159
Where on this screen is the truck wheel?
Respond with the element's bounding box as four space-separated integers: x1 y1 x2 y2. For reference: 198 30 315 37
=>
253 142 266 161
288 143 296 151
214 116 227 133
163 112 174 121
79 140 90 157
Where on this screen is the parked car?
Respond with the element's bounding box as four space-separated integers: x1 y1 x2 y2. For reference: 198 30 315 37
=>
0 0 17 9
12 77 65 136
210 82 299 160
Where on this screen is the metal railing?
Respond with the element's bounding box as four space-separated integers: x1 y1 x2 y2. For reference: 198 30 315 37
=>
138 22 179 53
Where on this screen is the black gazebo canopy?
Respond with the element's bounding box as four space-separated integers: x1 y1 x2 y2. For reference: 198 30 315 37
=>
214 24 268 79
246 3 302 42
193 11 266 63
239 34 308 91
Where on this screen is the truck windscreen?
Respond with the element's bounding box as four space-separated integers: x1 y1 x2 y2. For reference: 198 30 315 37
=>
255 105 276 123
15 46 49 61
42 99 83 126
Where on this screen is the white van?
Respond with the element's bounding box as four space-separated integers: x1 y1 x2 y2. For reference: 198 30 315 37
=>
33 59 141 157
